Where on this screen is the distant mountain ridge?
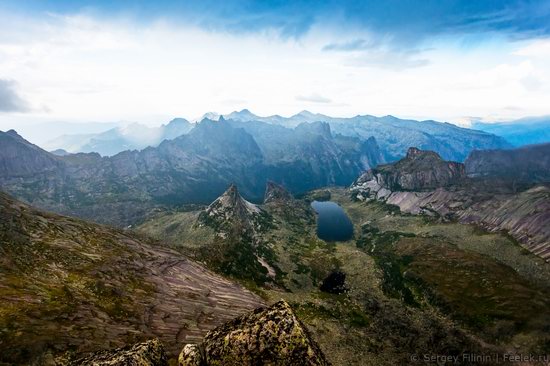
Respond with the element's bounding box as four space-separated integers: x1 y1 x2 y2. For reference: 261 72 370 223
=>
199 109 511 161
473 116 550 147
45 109 510 161
44 118 194 156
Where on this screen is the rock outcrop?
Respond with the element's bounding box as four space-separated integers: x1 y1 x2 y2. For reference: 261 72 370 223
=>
179 301 330 366
69 339 167 366
353 147 466 195
198 184 271 235
351 147 550 261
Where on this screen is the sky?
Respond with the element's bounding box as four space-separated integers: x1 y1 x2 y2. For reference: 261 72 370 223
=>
1 0 550 131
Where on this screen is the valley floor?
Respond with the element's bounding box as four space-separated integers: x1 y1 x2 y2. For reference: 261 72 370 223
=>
139 187 550 365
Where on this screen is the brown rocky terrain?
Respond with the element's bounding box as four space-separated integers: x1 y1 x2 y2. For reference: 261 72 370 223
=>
0 191 263 364
351 147 550 261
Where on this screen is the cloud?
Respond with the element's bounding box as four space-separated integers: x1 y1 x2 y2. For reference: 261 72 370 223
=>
0 79 30 112
322 39 379 52
348 50 430 70
2 0 550 42
295 93 332 104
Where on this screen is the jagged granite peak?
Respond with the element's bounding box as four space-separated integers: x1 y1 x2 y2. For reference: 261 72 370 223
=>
264 180 293 204
67 339 167 366
199 184 263 231
208 183 260 216
179 301 331 366
354 147 465 192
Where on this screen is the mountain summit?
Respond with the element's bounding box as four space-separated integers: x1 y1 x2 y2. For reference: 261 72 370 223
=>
197 184 273 238
354 147 466 192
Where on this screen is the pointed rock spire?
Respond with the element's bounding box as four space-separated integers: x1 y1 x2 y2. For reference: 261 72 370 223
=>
200 184 261 230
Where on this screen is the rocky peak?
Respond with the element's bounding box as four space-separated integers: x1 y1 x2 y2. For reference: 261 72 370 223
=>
199 184 261 231
295 121 332 139
179 300 330 366
352 147 466 194
0 129 62 178
405 146 443 162
264 181 293 204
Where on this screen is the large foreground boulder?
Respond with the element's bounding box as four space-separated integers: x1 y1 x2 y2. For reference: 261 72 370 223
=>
179 301 330 366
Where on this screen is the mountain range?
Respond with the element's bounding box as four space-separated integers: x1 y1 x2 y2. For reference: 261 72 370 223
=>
1 118 550 364
39 110 511 161
0 118 383 226
473 116 550 147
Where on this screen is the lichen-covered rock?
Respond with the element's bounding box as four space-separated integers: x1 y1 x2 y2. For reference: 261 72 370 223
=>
178 345 202 366
68 339 167 366
179 301 330 366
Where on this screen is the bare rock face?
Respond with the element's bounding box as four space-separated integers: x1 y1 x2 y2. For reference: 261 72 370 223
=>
465 142 550 183
69 339 167 366
179 301 331 366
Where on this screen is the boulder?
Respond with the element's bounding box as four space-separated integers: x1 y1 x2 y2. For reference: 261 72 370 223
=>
179 301 330 366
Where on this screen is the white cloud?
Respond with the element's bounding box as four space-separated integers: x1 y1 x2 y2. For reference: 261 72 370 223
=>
0 13 549 127
295 93 332 103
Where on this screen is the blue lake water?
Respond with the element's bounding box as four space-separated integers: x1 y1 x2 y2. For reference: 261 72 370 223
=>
311 201 354 242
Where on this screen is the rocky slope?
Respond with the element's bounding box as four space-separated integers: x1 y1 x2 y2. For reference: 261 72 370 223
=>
0 191 263 364
351 147 550 260
465 142 550 183
0 119 383 226
179 301 330 366
264 181 293 204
